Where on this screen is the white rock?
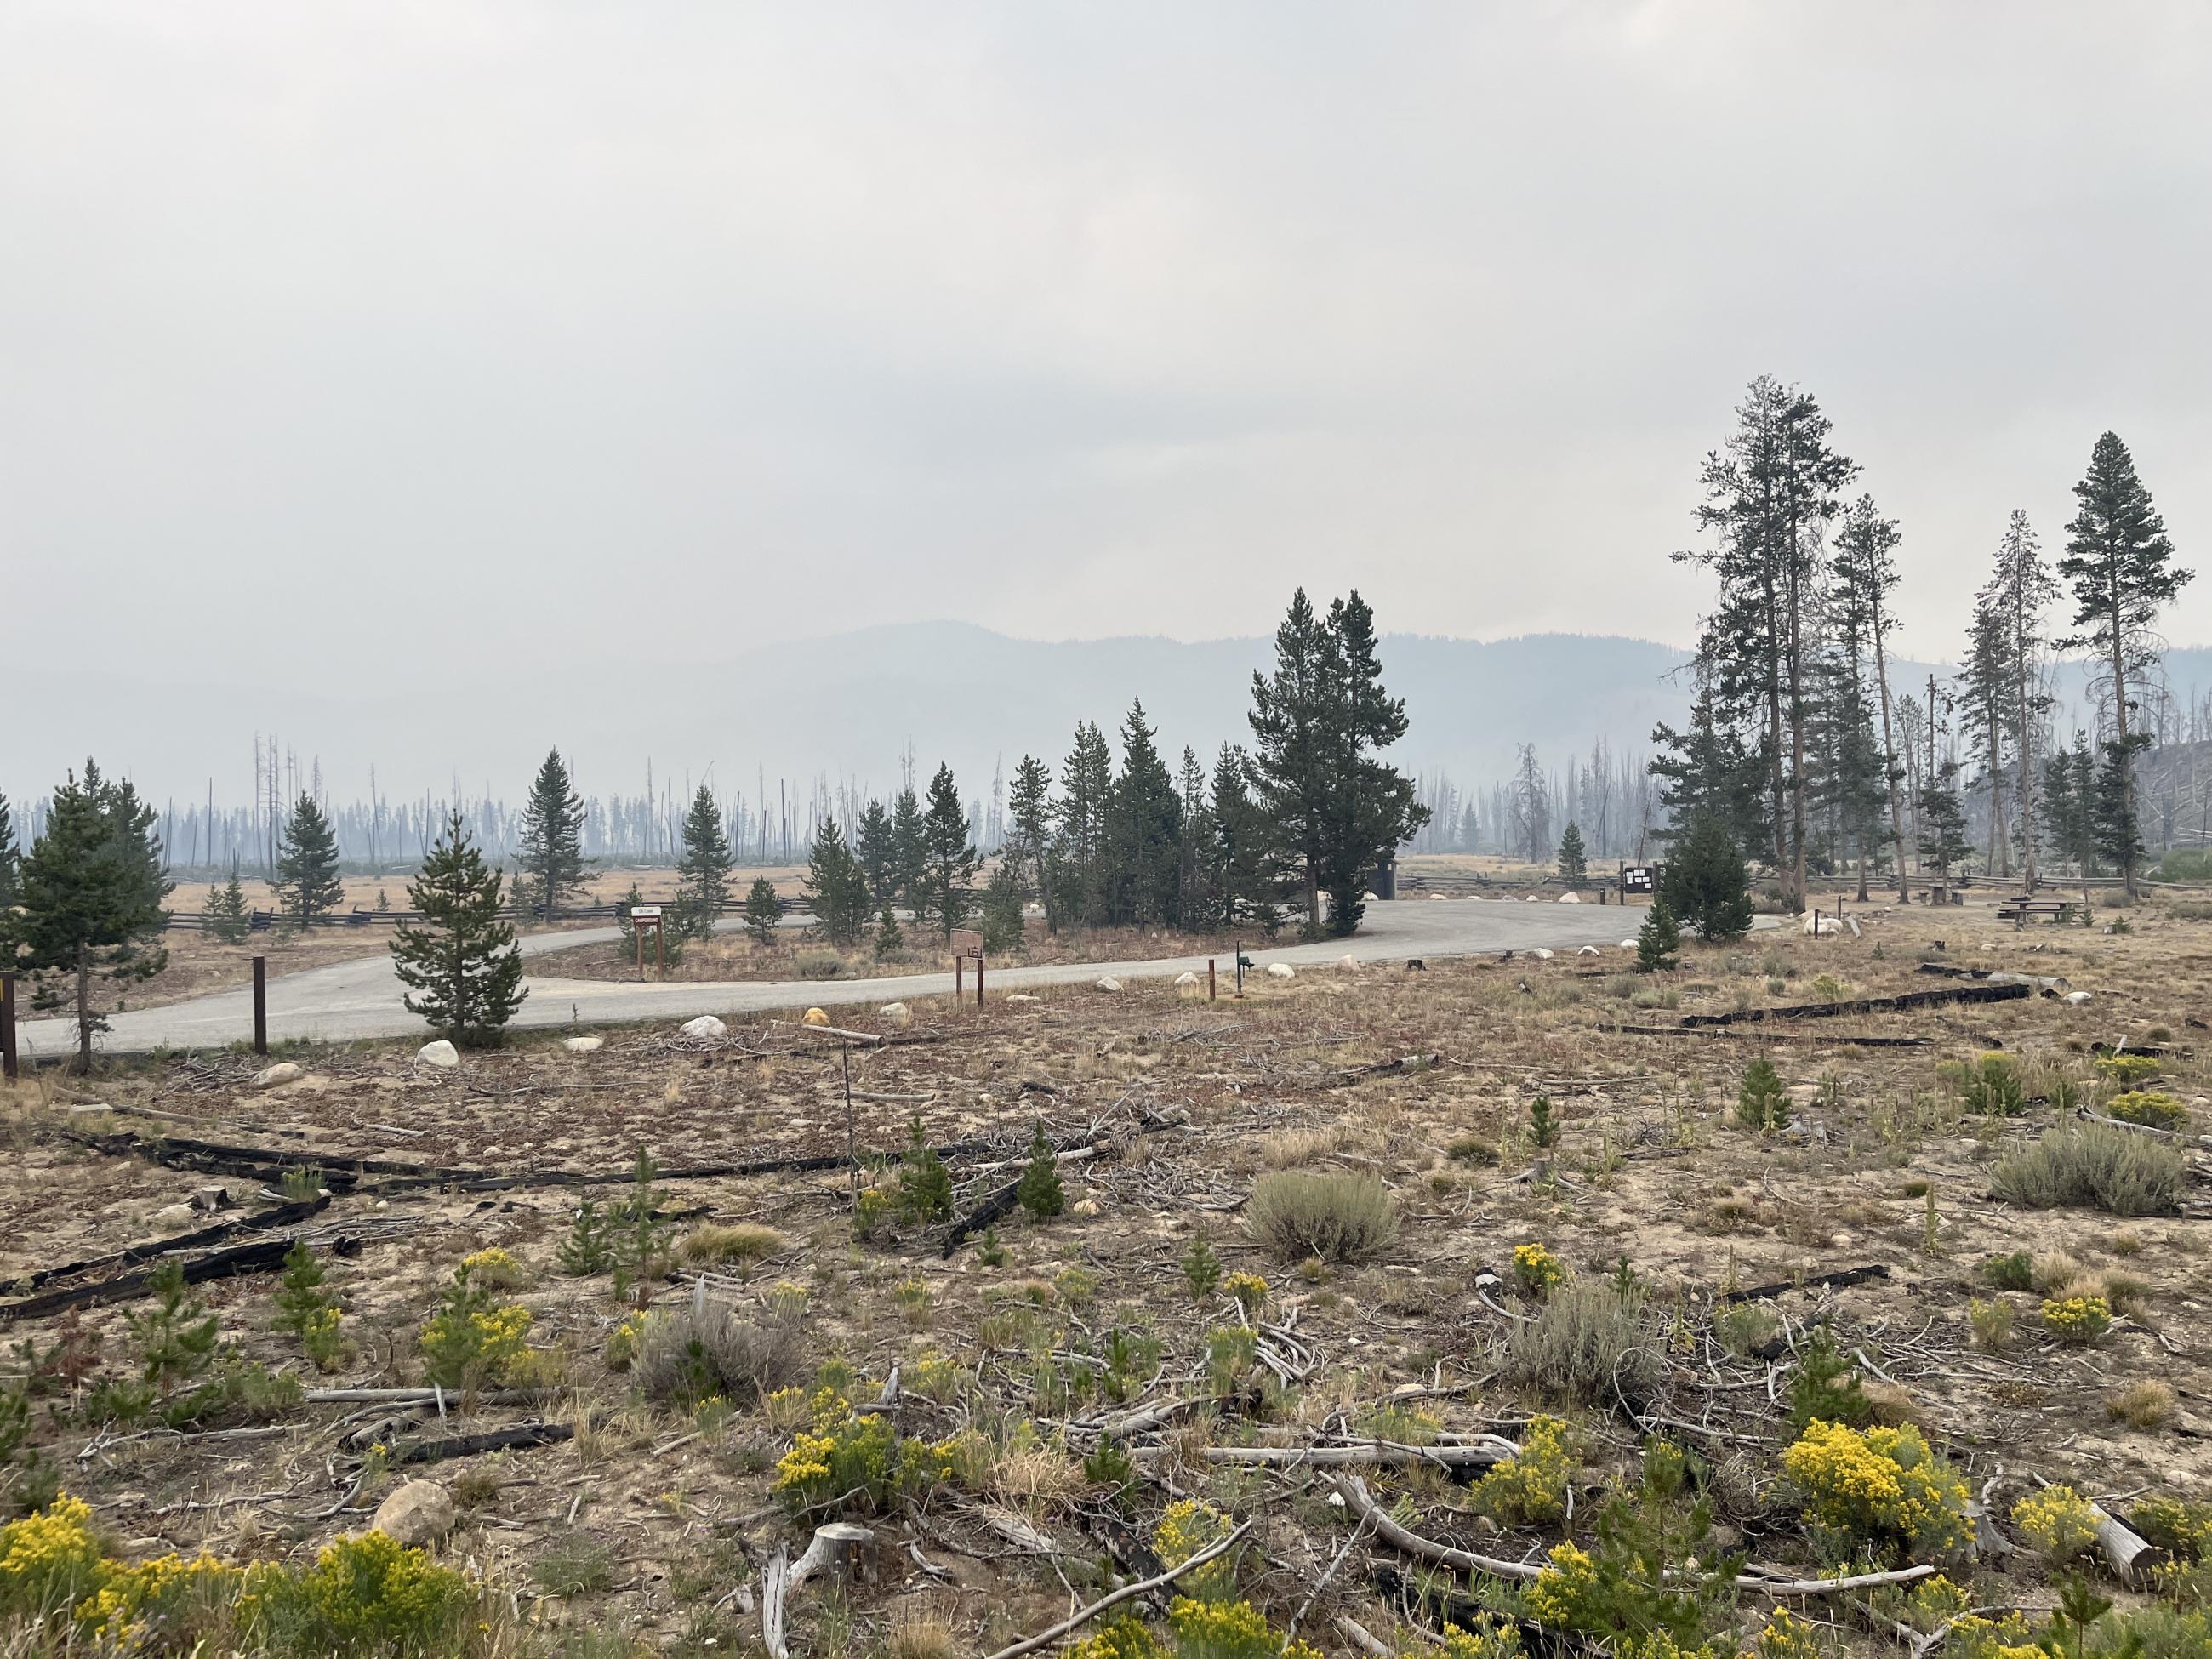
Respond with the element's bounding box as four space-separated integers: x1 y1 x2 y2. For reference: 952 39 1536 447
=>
878 1001 912 1028
1558 892 1580 904
150 1203 197 1230
562 1035 603 1054
1267 962 1295 979
371 1479 456 1548
1094 977 1122 993
1429 892 1449 902
1577 945 1602 957
1340 954 1360 968
680 1015 727 1039
1621 939 1638 949
1525 895 1540 903
1006 994 1042 1006
414 1040 459 1069
2062 990 2093 1006
252 1062 305 1090
1801 914 1841 936
1529 948 1554 961
1173 971 1200 988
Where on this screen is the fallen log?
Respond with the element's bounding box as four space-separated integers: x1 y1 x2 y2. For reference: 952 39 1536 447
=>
2091 1499 2166 1584
1718 1264 1889 1305
1137 1436 1515 1470
1333 1054 1440 1087
1605 1024 1932 1049
1679 983 2029 1028
393 1422 575 1465
14 1195 328 1291
0 1231 361 1321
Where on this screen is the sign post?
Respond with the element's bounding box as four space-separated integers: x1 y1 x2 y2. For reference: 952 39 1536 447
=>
951 928 983 1009
252 957 268 1056
1 972 16 1080
630 905 665 977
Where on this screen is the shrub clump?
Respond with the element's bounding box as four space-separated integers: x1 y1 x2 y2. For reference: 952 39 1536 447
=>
1782 1420 1971 1565
1245 1172 1398 1263
634 1297 803 1408
1511 1243 1566 1298
417 1264 534 1389
2012 1485 2101 1562
1946 1053 2027 1116
2106 1090 2189 1132
1736 1058 1789 1132
1503 1282 1660 1410
1992 1122 2184 1216
2041 1295 2112 1345
1472 1415 1576 1524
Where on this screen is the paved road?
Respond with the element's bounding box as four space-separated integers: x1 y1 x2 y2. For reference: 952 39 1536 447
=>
17 898 1650 1059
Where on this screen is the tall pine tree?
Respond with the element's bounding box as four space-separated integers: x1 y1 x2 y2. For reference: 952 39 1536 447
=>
1103 700 1182 927
0 790 16 911
516 749 590 918
391 809 526 1046
1832 496 1909 897
672 785 733 939
8 762 172 1071
1987 510 2058 889
804 816 872 948
1005 756 1053 913
915 763 979 940
1049 723 1113 931
273 794 344 927
2059 432 2190 898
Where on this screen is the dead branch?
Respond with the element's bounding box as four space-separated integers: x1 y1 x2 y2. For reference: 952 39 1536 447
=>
981 1518 1255 1659
1679 982 2028 1028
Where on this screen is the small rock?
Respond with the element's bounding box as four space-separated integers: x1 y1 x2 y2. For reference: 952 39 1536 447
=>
150 1203 197 1231
562 1035 603 1054
414 1040 459 1069
1172 971 1200 988
800 1009 830 1029
878 1001 912 1028
371 1479 456 1548
682 1015 730 1039
191 1186 231 1212
252 1062 305 1089
1576 945 1601 957
1558 892 1580 904
1267 962 1295 979
1094 977 1122 994
2062 990 2093 1006
1340 955 1360 968
1525 895 1540 903
1528 948 1554 961
1620 938 1638 949
1069 1197 1102 1218
1006 994 1041 1006
1429 892 1449 902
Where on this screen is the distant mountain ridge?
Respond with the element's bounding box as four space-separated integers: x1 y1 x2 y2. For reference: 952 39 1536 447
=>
17 622 2212 807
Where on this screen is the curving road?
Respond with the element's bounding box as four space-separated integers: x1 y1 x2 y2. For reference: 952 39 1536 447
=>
16 898 1652 1059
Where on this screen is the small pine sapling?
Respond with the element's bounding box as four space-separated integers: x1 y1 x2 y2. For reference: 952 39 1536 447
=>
273 1240 343 1371
1786 1328 1872 1428
897 1115 955 1224
743 877 781 946
1637 894 1683 973
1527 1094 1562 1150
129 1259 219 1400
1016 1120 1065 1222
874 904 904 960
1182 1232 1223 1301
558 1200 615 1276
1736 1058 1789 1132
974 1227 1008 1268
613 1147 673 1300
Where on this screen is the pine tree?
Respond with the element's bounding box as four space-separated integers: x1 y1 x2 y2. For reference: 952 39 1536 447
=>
1556 821 1588 887
273 793 344 927
981 860 1025 953
204 861 252 945
873 902 904 960
1247 589 1426 938
129 1258 217 1400
896 1115 954 1223
1103 699 1182 926
0 791 16 912
889 787 928 919
804 816 872 948
1209 745 1280 932
516 749 590 918
1832 496 1910 898
391 809 526 1046
855 798 899 911
2060 432 2191 898
1175 747 1217 932
1661 814 1753 943
1917 760 1972 897
8 761 172 1071
1636 892 1681 972
1016 1120 1065 1221
1958 589 2014 881
916 763 978 940
671 785 733 939
1005 756 1053 910
1049 723 1114 930
1987 510 2058 888
743 876 782 945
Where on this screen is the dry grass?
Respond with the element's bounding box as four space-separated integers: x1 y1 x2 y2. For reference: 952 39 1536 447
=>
675 1222 786 1268
2107 1379 2178 1432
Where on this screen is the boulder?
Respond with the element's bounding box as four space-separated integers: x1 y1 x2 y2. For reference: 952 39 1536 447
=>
681 1015 729 1039
1525 895 1540 903
1340 955 1360 969
1172 971 1200 989
1267 962 1295 979
2062 990 2093 1006
1558 892 1580 904
252 1062 305 1090
1801 914 1841 936
1429 892 1449 902
371 1479 456 1548
562 1035 603 1054
414 1040 459 1069
1620 939 1638 949
1528 948 1554 961
1094 977 1122 994
150 1203 197 1231
878 1002 912 1028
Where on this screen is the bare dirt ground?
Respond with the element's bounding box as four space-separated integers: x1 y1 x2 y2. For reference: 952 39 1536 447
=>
4 891 2210 1656
533 917 1251 986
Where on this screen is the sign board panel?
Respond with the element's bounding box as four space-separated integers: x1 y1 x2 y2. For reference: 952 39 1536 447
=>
1620 867 1655 894
949 928 984 958
630 905 664 920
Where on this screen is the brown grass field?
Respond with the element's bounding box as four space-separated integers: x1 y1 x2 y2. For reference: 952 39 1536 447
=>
4 889 2211 1656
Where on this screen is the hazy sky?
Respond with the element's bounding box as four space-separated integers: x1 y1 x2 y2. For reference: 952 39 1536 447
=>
6 2 2210 701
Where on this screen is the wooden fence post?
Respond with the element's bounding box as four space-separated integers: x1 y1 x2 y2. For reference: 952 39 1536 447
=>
1 973 16 1080
252 957 268 1056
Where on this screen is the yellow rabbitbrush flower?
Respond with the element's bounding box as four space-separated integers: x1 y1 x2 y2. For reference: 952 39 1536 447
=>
2012 1485 2100 1562
1154 1500 1239 1601
77 1550 239 1642
1472 1414 1575 1524
1754 1608 1825 1659
1167 1595 1324 1659
1068 1615 1161 1659
1782 1420 1971 1563
1512 1243 1566 1297
1425 1614 1524 1659
2042 1296 2112 1345
0 1495 107 1621
1523 1541 1600 1628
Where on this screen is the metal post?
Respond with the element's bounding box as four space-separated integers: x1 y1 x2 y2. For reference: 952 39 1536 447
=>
1208 958 1217 1001
1234 942 1245 998
1 972 17 1080
252 956 268 1056
955 955 964 999
975 954 983 1008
